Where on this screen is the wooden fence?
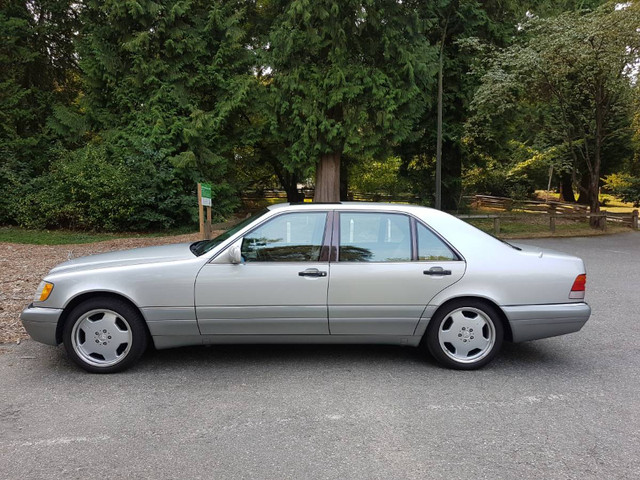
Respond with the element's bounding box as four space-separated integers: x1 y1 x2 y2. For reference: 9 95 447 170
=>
468 194 638 232
240 191 638 233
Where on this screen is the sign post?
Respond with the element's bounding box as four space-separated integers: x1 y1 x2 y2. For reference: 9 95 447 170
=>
198 182 213 240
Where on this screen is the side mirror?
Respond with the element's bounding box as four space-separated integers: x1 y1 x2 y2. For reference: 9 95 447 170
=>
228 244 242 264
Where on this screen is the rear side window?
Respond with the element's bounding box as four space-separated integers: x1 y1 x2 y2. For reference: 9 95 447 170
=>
339 213 411 262
242 212 327 262
417 223 458 261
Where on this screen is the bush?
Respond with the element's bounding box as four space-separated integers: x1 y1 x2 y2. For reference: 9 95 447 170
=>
463 161 535 200
350 157 411 197
603 174 640 207
14 143 237 231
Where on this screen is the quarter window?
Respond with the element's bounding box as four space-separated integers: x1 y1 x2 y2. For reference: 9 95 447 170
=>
417 223 458 261
339 213 411 262
241 212 327 262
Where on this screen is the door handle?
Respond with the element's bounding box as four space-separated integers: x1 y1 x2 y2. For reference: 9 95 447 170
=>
423 267 452 276
298 268 327 277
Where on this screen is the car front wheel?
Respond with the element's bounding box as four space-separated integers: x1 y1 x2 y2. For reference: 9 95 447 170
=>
425 300 504 370
62 297 148 373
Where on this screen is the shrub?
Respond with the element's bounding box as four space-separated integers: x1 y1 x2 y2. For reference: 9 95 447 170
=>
603 174 640 207
14 143 237 231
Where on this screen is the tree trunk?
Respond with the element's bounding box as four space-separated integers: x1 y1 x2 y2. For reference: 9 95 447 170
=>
442 140 462 211
559 172 575 202
588 176 601 228
314 152 341 202
589 83 604 228
577 174 591 205
282 176 303 203
269 159 303 203
340 158 349 201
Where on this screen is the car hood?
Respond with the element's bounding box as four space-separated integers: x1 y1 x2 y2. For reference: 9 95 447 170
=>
48 242 196 275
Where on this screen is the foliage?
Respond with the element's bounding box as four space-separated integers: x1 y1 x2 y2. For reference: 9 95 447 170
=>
468 1 640 221
265 0 435 200
14 143 195 231
0 0 80 224
603 174 640 207
74 0 253 227
349 157 411 197
463 161 535 200
395 0 533 209
1 0 639 231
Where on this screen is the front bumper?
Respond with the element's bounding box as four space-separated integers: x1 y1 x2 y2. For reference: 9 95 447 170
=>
503 302 591 342
20 304 63 346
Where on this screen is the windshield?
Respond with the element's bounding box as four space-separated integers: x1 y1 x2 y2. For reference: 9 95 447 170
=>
190 209 269 256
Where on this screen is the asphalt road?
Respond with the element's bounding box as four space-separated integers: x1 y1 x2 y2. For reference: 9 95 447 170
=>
1 232 639 480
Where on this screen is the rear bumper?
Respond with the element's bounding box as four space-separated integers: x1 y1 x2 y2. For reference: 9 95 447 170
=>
20 304 62 346
503 302 591 342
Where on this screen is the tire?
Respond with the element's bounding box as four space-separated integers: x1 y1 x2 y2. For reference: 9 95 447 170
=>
62 297 148 373
425 299 504 370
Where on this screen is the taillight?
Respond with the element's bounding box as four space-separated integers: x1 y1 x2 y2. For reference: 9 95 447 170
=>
569 274 586 299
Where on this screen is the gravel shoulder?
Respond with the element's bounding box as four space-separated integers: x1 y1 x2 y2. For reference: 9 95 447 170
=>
0 233 201 343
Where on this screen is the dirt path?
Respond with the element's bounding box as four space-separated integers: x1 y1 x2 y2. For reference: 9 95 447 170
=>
0 233 202 343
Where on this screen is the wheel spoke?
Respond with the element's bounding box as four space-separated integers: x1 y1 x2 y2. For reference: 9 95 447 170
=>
448 310 469 328
454 342 471 358
439 323 460 344
468 332 490 351
101 312 119 327
79 343 98 357
100 345 119 363
110 327 130 345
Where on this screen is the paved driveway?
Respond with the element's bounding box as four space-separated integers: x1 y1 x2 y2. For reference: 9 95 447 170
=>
1 232 639 480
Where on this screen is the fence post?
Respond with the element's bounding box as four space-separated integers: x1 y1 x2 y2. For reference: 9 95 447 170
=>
493 217 500 235
601 210 607 231
549 205 556 234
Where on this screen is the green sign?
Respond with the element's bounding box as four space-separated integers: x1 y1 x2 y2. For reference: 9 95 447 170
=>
201 183 212 207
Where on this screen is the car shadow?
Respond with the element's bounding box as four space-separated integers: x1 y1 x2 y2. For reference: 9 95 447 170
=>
45 338 577 375
130 339 574 373
142 343 428 369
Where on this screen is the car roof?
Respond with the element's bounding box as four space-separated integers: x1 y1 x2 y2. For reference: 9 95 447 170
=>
266 201 451 219
268 201 429 211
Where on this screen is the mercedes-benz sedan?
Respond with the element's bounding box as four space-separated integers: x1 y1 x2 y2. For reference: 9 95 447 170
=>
21 203 591 373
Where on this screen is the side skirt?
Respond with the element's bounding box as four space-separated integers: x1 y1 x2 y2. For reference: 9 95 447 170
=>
152 334 422 350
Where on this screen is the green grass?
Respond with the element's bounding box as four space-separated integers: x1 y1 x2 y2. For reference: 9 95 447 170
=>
0 226 196 245
534 190 636 213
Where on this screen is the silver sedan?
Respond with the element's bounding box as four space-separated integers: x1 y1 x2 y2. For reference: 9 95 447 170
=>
21 203 591 373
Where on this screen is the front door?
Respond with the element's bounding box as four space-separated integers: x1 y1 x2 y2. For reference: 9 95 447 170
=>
328 211 465 335
195 211 331 335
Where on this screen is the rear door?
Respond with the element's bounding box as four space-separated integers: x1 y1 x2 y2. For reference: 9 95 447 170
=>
328 211 465 335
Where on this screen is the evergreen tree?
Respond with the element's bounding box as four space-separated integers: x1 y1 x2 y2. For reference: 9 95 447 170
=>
0 0 79 223
76 0 253 228
264 0 435 202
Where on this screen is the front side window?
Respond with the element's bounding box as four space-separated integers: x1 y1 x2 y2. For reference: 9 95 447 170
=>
417 223 458 261
241 212 328 262
339 212 411 262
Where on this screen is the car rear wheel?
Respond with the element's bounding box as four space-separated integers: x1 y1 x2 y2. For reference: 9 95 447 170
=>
425 300 504 370
62 297 148 373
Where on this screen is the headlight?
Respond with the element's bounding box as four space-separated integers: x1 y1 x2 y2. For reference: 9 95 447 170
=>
34 281 54 302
